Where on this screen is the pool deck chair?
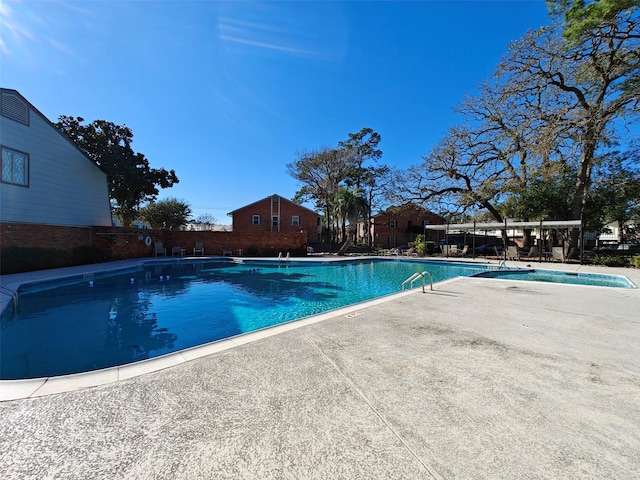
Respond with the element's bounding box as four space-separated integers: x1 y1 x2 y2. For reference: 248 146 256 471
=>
507 246 520 261
441 245 455 256
551 246 565 263
526 246 539 259
193 242 205 256
153 242 167 257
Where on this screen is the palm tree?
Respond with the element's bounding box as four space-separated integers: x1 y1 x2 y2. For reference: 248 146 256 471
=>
334 188 368 243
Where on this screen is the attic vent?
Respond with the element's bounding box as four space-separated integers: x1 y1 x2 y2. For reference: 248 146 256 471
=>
1 93 30 125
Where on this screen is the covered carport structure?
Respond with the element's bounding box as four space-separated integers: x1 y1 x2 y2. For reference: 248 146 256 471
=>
424 219 584 263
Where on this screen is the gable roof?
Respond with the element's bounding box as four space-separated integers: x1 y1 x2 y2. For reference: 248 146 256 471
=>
373 204 444 220
227 193 318 216
0 88 102 174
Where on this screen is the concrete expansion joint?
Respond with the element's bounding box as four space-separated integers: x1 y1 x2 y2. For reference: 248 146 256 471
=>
302 331 443 480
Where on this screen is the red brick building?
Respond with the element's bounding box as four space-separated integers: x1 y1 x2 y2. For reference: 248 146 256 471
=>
228 194 320 246
371 204 446 248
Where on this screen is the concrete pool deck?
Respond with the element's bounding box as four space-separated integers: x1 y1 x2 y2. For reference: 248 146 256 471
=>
1 257 639 478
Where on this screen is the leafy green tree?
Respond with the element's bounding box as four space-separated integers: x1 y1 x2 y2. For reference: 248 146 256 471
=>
338 128 383 246
56 116 179 227
547 0 640 44
288 147 351 242
338 128 383 188
138 198 192 230
333 187 368 243
501 166 576 222
288 128 386 245
588 153 640 242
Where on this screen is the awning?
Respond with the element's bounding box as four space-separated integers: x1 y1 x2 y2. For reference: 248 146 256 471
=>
424 219 584 263
424 220 582 231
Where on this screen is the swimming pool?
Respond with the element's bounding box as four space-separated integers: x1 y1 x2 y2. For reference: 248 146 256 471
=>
1 259 489 379
0 258 633 379
473 268 636 288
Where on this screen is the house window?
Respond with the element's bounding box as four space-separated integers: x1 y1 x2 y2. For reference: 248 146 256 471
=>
272 216 279 227
291 215 300 226
251 215 261 225
389 220 397 228
1 147 28 186
407 220 413 228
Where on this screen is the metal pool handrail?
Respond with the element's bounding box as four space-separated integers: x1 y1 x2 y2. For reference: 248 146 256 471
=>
278 252 291 265
401 271 433 292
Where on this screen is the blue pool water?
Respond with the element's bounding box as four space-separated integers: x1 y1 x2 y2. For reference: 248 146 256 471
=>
1 259 488 379
0 259 633 379
473 268 636 288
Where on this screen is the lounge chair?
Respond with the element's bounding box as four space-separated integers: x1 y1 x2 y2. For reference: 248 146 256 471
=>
441 244 457 256
172 246 185 257
448 245 467 257
525 246 539 259
506 246 520 261
153 242 166 257
193 242 205 256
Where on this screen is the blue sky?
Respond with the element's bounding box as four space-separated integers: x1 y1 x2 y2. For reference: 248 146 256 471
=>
1 0 551 224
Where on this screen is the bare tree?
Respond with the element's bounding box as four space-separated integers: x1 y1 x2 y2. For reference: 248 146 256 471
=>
500 9 640 251
194 213 218 231
394 6 639 254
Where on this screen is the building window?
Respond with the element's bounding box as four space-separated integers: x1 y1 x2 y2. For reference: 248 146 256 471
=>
407 220 413 228
251 215 261 225
389 220 397 228
272 216 279 227
291 215 300 226
1 147 28 186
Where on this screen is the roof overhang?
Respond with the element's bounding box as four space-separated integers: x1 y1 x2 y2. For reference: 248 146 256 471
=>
424 220 582 231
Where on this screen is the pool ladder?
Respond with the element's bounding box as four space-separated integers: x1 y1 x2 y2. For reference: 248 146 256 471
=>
0 285 19 312
401 271 433 292
278 252 290 265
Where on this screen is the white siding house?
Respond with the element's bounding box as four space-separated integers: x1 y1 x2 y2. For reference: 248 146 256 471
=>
0 89 112 227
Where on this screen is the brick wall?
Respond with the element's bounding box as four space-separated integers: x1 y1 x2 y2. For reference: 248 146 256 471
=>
161 230 307 257
91 227 157 259
1 222 308 261
0 222 92 249
372 207 446 248
231 195 319 245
